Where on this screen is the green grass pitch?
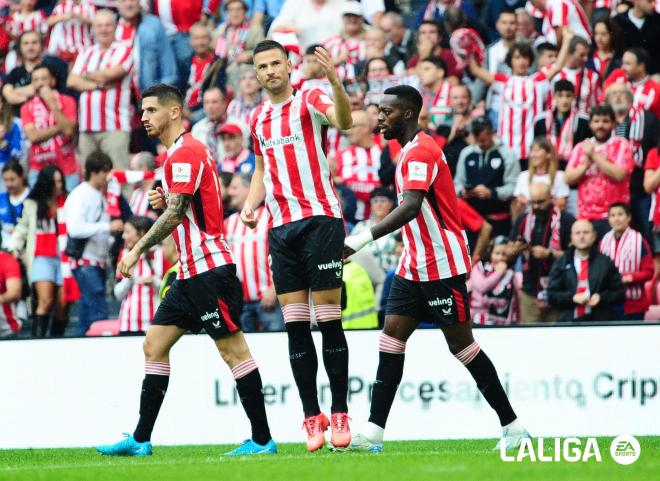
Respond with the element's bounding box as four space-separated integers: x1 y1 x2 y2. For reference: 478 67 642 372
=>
1 437 658 481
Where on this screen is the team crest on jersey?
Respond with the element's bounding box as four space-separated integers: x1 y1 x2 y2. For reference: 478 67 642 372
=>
490 157 502 170
408 161 428 182
172 163 191 182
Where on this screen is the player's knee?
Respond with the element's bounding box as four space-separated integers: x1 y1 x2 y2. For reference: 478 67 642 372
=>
216 335 251 367
143 337 168 361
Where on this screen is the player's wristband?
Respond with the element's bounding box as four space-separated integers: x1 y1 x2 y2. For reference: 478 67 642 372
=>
345 229 373 253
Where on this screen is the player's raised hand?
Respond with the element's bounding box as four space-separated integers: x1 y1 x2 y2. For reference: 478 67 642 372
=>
148 187 167 210
314 46 339 85
240 204 258 229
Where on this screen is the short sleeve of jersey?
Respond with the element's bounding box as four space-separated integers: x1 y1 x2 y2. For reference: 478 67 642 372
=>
19 101 33 126
645 148 660 171
60 94 77 122
566 142 584 170
250 109 262 156
167 147 202 195
305 88 333 126
1 253 21 280
401 145 436 192
71 49 87 75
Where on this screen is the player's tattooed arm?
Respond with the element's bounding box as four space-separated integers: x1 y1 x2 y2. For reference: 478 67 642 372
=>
133 193 191 254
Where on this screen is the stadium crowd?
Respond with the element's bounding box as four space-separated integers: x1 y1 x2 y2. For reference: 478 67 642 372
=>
0 0 659 339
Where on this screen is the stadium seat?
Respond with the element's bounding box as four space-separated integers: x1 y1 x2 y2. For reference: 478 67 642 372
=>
645 277 657 305
85 320 120 337
644 306 660 321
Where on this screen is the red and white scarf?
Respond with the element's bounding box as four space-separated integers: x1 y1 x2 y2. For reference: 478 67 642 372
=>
574 256 590 319
545 109 579 162
600 228 643 301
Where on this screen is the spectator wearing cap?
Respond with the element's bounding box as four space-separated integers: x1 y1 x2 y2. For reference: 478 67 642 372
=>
509 183 574 323
322 1 368 73
190 86 228 163
470 235 518 325
269 0 348 51
547 219 624 322
213 0 265 90
454 116 520 237
613 0 660 74
350 187 399 274
333 109 382 222
115 0 178 93
218 122 254 175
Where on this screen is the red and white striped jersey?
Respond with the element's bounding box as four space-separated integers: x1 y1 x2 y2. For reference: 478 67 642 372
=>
551 67 601 115
541 0 591 45
71 42 134 132
184 54 215 108
394 131 471 281
0 251 21 336
323 34 366 65
47 0 96 56
493 72 550 160
250 88 343 228
5 10 48 38
115 18 136 42
603 69 660 118
224 206 272 302
162 133 234 279
117 246 165 332
422 81 452 128
226 93 263 127
335 144 382 221
129 187 151 217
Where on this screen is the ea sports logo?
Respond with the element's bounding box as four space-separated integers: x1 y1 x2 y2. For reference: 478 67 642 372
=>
610 435 640 465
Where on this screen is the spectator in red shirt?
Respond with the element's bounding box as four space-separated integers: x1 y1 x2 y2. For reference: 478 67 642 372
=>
565 104 635 240
0 249 23 339
642 142 660 273
20 64 79 192
600 202 653 320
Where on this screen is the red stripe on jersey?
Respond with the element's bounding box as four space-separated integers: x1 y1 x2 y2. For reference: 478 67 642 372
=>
299 91 332 218
281 100 314 218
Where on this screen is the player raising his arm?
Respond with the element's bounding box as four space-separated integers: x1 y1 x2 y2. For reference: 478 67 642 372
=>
241 40 353 452
343 85 529 452
97 84 275 457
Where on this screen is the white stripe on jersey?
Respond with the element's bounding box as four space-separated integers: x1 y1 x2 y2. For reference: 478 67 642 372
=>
542 0 591 45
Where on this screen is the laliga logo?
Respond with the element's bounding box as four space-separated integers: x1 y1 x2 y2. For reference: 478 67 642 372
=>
500 435 640 464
